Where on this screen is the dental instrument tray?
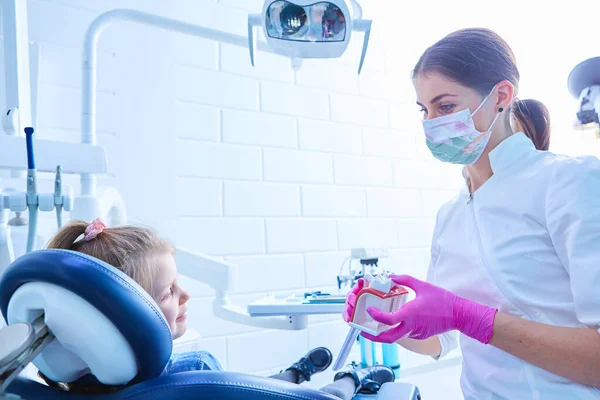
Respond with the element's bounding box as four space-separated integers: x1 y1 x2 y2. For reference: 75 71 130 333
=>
247 293 346 316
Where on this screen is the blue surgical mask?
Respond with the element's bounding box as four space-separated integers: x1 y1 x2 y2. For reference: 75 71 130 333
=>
423 86 502 165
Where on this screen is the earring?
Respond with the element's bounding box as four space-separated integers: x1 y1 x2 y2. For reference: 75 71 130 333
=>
498 107 504 112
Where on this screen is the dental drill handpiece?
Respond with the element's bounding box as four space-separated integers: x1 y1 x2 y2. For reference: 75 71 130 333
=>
333 326 360 371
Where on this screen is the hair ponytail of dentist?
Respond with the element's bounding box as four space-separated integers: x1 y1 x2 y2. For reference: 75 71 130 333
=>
412 27 551 150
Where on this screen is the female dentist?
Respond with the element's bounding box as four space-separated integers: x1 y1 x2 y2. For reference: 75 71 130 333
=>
343 28 600 399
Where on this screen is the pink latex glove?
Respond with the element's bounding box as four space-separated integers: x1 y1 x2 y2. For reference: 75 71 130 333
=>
362 275 498 344
342 278 364 323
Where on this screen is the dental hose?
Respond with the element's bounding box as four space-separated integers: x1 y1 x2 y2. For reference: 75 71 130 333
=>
54 165 63 229
25 127 38 253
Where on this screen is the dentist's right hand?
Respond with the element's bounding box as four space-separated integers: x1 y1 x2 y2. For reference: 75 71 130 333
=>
362 275 498 345
342 278 364 323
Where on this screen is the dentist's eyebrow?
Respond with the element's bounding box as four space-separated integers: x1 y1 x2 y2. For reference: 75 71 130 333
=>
417 93 458 108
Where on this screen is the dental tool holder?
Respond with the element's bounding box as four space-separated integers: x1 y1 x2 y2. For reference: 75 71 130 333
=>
0 190 73 214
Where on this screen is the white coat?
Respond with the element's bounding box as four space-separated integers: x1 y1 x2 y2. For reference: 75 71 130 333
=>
428 132 600 399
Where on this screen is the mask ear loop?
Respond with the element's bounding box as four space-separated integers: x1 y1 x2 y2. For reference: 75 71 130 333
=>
485 107 504 133
472 84 498 117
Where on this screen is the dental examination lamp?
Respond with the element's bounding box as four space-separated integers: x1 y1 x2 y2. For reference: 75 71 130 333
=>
248 0 372 73
568 57 600 128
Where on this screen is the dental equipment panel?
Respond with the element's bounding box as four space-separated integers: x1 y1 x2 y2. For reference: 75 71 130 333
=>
0 127 74 275
248 0 372 73
333 274 408 371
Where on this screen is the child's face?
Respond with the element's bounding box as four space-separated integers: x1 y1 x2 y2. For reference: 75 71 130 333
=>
151 252 190 340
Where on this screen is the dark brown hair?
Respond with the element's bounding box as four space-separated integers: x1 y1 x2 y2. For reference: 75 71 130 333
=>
413 28 550 150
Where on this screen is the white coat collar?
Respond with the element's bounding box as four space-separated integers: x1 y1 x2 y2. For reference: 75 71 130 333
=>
488 132 536 173
461 132 536 190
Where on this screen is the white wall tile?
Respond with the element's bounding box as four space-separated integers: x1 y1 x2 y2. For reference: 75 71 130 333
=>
298 119 363 154
366 188 421 218
225 254 306 293
186 294 265 338
176 178 222 216
330 92 388 128
261 81 329 120
266 219 338 253
363 127 418 159
175 35 218 70
264 149 333 184
301 185 366 217
176 65 259 110
337 219 399 250
176 102 220 141
224 181 301 216
295 59 359 95
175 0 248 37
221 43 294 83
334 155 393 186
222 110 297 148
304 252 349 288
390 102 423 133
176 141 262 180
177 218 265 255
397 219 436 249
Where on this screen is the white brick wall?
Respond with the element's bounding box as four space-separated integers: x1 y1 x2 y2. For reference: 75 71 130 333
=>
265 219 338 253
224 181 300 217
222 109 297 148
20 0 484 391
334 155 393 186
263 149 333 183
298 119 363 154
260 81 330 119
301 185 366 217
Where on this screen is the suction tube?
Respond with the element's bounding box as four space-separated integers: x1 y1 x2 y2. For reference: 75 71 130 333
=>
24 127 38 253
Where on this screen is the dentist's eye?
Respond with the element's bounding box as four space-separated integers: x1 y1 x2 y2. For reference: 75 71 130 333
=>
439 104 456 114
419 107 428 117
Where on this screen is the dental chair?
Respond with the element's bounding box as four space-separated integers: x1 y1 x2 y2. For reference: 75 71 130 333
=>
0 250 421 399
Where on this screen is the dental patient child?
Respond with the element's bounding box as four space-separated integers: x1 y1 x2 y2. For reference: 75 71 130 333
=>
41 218 395 398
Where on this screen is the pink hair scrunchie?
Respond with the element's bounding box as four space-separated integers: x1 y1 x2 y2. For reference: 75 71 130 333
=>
84 218 106 241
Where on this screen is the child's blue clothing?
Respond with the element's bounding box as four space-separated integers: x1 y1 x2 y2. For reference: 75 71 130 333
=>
164 351 223 374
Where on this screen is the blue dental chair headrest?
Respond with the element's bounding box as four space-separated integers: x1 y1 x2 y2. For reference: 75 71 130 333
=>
0 249 172 384
0 249 419 400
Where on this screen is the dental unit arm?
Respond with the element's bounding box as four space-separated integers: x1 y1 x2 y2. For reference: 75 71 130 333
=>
175 249 312 330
